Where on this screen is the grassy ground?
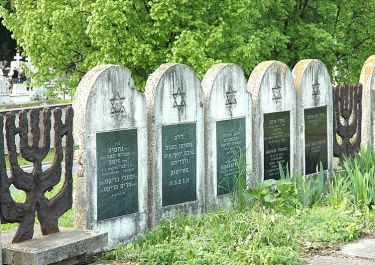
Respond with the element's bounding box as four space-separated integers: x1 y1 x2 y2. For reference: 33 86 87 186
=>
0 98 72 111
93 146 375 264
94 206 374 265
5 146 78 168
0 175 75 231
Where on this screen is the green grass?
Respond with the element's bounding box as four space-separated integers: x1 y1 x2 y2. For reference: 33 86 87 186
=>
94 145 375 264
0 175 75 231
0 98 72 111
96 206 370 265
5 146 78 168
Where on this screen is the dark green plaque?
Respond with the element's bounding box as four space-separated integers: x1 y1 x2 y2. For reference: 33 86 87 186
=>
263 111 290 180
304 106 328 175
216 118 246 195
162 123 197 206
96 129 138 221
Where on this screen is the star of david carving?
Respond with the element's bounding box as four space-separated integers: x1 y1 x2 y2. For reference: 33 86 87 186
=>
312 81 320 100
172 86 186 112
110 92 126 115
272 85 282 106
225 85 237 107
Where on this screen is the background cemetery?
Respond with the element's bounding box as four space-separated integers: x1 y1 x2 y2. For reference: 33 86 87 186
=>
0 55 373 264
0 54 66 107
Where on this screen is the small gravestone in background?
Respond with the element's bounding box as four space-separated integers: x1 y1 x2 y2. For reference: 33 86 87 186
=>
293 59 333 175
146 63 204 227
248 61 296 181
360 55 375 146
202 64 251 206
0 75 9 104
73 65 148 247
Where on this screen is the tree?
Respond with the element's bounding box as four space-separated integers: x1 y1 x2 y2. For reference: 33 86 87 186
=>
0 0 16 63
1 0 374 93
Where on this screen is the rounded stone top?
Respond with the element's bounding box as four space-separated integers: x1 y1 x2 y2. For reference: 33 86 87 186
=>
360 55 375 90
292 59 329 93
202 63 245 103
247 60 291 98
72 64 134 146
145 63 199 108
247 60 294 112
144 63 202 124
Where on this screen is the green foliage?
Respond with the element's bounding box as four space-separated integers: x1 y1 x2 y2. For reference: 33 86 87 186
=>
99 205 372 264
1 0 374 92
297 207 363 242
247 179 299 211
103 208 303 265
283 164 326 207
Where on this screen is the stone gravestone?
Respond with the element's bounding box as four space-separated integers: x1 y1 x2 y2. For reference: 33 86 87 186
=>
73 65 148 247
12 83 28 96
0 75 9 104
248 61 296 181
293 59 333 176
360 55 375 145
202 64 251 206
146 63 204 227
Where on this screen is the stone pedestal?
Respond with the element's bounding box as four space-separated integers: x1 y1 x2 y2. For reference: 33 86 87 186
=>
202 64 252 207
2 228 108 265
293 59 333 176
73 65 148 247
248 61 296 182
145 63 205 227
360 55 375 146
12 83 28 96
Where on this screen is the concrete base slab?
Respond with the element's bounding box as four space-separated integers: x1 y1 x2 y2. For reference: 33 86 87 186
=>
2 228 108 265
308 256 375 265
341 239 375 259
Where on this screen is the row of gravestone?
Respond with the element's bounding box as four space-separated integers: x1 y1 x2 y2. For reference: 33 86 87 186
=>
71 59 336 248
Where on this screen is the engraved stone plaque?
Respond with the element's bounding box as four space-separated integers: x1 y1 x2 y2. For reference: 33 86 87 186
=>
216 118 246 195
162 123 197 206
304 106 328 175
96 129 138 221
263 111 290 180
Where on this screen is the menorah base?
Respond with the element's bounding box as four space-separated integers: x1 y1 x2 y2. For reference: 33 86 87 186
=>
2 227 108 265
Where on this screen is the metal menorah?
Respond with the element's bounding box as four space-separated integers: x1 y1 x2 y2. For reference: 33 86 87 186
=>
0 107 74 243
333 84 363 159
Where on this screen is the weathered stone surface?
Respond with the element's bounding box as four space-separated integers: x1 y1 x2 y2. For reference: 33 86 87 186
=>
2 228 107 265
247 61 296 182
145 63 204 227
308 256 375 265
360 55 375 145
73 65 148 247
202 64 251 207
341 239 375 260
292 59 333 176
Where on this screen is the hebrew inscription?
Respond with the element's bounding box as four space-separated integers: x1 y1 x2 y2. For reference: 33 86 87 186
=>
263 111 290 180
96 129 138 220
162 123 197 206
304 106 328 175
216 118 246 195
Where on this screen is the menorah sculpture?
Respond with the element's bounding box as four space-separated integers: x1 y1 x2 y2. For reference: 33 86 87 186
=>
0 107 74 243
333 84 363 159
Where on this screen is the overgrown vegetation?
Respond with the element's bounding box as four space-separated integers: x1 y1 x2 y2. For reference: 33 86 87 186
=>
97 145 375 264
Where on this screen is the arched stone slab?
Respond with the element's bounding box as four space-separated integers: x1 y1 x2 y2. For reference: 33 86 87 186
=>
248 61 296 182
146 63 204 227
202 64 251 206
73 65 148 247
293 59 333 176
360 55 375 145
